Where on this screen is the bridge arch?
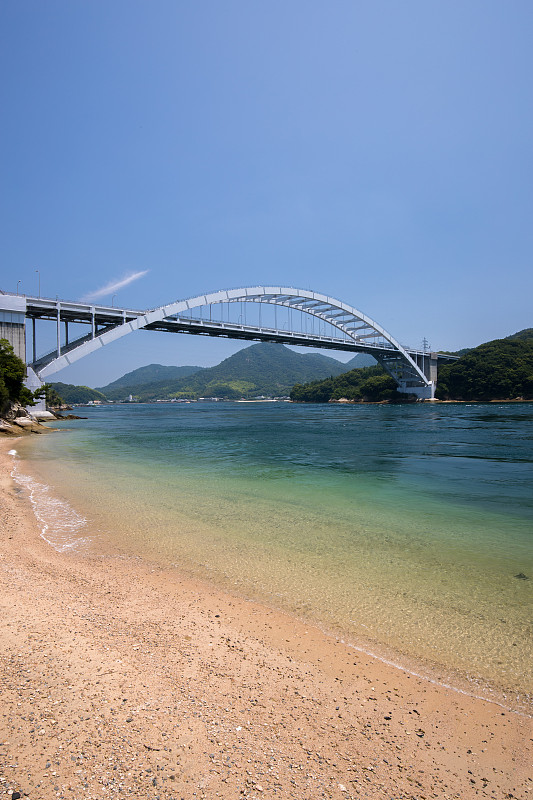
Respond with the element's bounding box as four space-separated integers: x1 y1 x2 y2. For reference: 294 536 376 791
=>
35 286 430 391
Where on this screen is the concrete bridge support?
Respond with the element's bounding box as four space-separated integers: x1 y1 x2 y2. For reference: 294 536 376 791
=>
0 294 26 361
401 352 439 400
0 294 46 413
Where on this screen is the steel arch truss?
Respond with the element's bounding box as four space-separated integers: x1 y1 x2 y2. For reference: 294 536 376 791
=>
34 286 430 390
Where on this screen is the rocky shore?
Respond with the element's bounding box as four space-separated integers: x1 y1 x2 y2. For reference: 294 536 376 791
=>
0 403 56 436
0 403 85 436
0 439 531 800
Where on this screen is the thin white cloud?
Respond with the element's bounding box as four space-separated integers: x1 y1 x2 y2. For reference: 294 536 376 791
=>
81 270 149 303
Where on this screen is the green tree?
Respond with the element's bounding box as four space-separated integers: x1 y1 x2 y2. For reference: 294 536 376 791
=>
39 383 64 409
290 365 405 403
359 375 399 402
436 338 533 400
0 338 35 413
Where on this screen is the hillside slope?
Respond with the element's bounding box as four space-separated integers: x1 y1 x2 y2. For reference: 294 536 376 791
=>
120 344 351 400
436 336 533 400
96 364 203 401
290 365 403 403
46 382 107 405
290 328 533 403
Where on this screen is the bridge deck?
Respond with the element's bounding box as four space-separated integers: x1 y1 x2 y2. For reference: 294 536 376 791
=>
21 294 456 364
1 291 458 400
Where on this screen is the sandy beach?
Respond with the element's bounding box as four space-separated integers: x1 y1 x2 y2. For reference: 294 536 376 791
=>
0 438 531 800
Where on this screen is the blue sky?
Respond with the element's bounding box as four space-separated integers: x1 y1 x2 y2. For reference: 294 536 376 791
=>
1 1 532 386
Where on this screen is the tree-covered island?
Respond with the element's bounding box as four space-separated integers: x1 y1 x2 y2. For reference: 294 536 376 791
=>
290 330 533 403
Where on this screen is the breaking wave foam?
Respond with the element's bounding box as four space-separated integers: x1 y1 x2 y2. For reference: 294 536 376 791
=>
9 450 91 553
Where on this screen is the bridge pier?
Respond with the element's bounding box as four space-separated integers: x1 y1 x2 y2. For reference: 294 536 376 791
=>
398 351 438 400
0 294 46 411
26 366 46 413
0 294 26 360
399 382 437 400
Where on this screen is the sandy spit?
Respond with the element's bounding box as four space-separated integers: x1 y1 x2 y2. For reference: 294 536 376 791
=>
0 439 531 800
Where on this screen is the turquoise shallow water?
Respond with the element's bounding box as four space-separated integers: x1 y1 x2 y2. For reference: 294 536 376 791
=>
16 401 533 708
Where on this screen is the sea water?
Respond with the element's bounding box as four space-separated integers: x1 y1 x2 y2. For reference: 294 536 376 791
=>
14 401 533 710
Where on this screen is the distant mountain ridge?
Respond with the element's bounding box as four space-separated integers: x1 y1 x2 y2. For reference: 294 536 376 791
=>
53 345 376 403
96 363 203 401
111 344 357 401
506 328 533 342
440 327 533 358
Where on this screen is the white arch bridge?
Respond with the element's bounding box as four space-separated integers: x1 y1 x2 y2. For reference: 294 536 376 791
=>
1 287 457 399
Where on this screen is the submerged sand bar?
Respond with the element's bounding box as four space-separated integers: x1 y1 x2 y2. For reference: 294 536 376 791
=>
0 440 531 799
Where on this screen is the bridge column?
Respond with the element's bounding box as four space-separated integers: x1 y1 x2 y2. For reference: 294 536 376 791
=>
423 353 438 400
395 351 439 400
25 366 46 414
0 294 26 361
56 302 61 357
0 294 46 413
425 353 439 385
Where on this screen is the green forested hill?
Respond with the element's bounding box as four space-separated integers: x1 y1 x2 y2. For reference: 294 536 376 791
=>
436 338 533 400
49 383 108 404
290 365 403 403
50 345 358 403
506 328 533 342
127 343 351 400
96 363 203 401
290 329 533 403
344 353 377 369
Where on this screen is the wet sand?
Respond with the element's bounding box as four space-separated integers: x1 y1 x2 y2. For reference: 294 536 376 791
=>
0 439 531 799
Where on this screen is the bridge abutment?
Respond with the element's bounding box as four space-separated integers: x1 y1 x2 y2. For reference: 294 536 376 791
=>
0 294 46 411
0 294 26 361
399 352 438 400
399 382 437 400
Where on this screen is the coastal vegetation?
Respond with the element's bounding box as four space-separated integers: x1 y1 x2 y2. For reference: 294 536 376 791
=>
49 382 107 405
290 365 404 403
41 383 63 408
436 334 533 400
291 329 533 403
0 338 35 413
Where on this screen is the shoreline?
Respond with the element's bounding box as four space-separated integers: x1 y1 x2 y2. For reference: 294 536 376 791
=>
16 416 532 713
1 438 532 799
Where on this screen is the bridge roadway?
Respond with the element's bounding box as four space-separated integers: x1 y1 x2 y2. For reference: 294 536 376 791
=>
1 288 458 399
